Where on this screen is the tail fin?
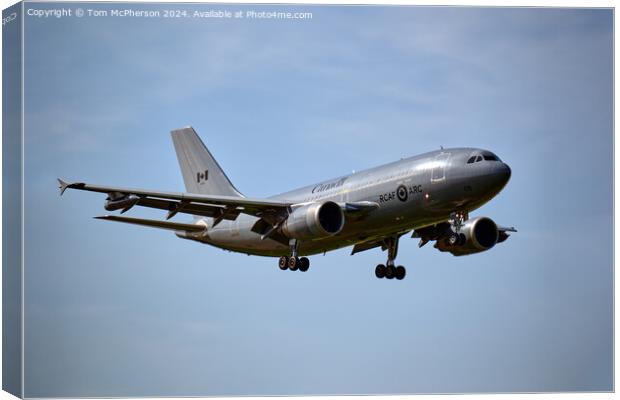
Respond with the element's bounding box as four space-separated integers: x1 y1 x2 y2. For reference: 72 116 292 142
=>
171 127 243 197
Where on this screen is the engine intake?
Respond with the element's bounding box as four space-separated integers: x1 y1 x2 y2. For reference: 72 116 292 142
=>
281 201 345 240
435 216 499 256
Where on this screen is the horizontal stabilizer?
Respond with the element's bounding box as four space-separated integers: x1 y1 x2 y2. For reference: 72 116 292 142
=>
94 215 206 233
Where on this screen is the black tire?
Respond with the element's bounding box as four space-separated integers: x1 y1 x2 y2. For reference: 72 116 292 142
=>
458 233 466 246
278 256 289 270
385 265 395 279
375 264 386 279
395 266 406 280
288 256 299 271
299 257 310 272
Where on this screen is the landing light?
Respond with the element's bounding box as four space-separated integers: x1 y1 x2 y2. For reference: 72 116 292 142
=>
424 193 430 199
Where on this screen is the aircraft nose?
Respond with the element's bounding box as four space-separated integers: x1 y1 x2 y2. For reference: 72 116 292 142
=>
496 162 511 187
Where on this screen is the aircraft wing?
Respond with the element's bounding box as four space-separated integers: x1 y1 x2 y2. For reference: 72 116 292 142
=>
58 179 291 222
497 225 517 243
59 179 383 233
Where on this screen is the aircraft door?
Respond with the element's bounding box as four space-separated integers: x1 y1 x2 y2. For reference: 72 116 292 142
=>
431 152 451 183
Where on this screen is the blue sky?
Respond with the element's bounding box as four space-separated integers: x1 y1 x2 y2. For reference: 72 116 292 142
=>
19 3 612 396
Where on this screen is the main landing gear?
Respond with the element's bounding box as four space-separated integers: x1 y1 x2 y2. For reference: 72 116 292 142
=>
374 236 406 280
277 238 310 272
278 256 310 272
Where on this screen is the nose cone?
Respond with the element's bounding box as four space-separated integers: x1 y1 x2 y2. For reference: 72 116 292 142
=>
493 162 511 191
500 162 511 183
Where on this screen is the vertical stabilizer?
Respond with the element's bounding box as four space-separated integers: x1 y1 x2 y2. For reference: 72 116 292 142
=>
171 127 243 197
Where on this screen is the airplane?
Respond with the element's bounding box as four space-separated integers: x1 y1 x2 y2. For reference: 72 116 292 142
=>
58 127 515 280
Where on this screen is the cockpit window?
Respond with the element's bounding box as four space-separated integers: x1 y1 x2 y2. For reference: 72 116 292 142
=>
469 153 502 163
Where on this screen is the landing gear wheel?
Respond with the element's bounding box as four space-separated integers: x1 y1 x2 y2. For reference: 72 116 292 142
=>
375 264 386 279
299 257 310 272
288 256 299 271
458 233 466 246
395 266 406 280
278 256 289 270
385 265 396 279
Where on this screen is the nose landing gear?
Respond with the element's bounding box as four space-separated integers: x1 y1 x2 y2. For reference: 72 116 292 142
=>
445 211 468 247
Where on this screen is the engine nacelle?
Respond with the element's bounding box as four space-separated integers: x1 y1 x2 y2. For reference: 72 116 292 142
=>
104 194 140 212
281 201 345 240
435 216 499 256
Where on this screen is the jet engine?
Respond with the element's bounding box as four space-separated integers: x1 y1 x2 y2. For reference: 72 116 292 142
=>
104 194 140 212
281 201 345 240
435 216 499 256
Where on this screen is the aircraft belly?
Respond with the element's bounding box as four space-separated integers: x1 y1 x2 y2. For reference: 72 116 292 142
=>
203 217 286 255
200 202 447 257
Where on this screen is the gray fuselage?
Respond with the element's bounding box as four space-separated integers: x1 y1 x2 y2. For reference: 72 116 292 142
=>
197 147 511 257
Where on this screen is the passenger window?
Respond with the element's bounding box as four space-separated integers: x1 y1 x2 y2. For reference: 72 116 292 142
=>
467 156 476 164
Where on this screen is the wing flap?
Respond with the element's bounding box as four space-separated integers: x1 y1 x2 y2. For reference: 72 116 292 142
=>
136 198 239 220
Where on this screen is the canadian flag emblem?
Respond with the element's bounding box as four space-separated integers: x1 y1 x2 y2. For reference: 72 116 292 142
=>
197 170 209 184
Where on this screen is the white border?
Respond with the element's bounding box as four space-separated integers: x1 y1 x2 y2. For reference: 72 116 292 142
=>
0 1 615 400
